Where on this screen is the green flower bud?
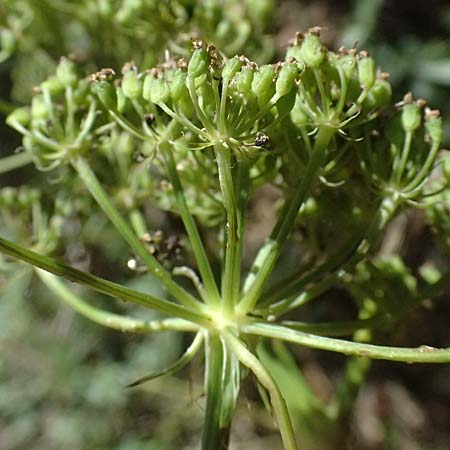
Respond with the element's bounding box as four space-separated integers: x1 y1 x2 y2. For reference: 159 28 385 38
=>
363 79 392 110
222 56 242 82
425 111 442 144
6 107 31 128
122 70 142 100
188 45 210 79
41 76 65 96
358 56 376 89
301 34 326 68
233 66 254 94
143 74 169 104
31 95 49 121
56 57 78 87
276 63 298 97
95 80 117 110
401 103 421 132
252 65 276 105
169 69 188 101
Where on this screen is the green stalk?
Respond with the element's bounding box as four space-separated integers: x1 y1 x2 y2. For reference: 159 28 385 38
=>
280 315 387 337
0 235 209 325
243 322 450 363
215 144 241 312
0 152 33 174
224 332 298 450
36 269 198 333
238 126 336 314
162 143 221 307
72 157 204 312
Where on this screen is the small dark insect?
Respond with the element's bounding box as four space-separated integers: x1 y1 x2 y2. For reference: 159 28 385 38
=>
254 132 269 147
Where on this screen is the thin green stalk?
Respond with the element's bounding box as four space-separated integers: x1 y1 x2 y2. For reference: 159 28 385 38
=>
72 156 204 312
238 126 336 314
36 269 198 333
0 235 209 325
224 331 298 450
243 322 450 363
0 152 33 174
215 144 240 312
162 142 220 306
394 130 413 184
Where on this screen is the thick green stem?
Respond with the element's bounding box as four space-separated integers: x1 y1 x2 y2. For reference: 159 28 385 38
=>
36 269 198 333
215 144 241 312
73 157 204 312
162 143 220 306
243 322 450 363
0 235 210 325
238 126 336 314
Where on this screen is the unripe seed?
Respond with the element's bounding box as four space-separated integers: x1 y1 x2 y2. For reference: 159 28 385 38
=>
364 79 392 110
95 80 117 110
116 86 128 113
234 66 254 94
56 57 78 88
276 63 298 97
285 46 305 70
401 103 421 132
338 54 357 80
425 111 442 144
169 69 188 101
188 46 210 79
143 74 169 104
252 65 275 104
358 56 376 89
222 56 243 82
122 70 142 100
301 34 326 68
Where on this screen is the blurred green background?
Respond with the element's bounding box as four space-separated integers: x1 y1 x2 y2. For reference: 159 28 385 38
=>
1 1 450 449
